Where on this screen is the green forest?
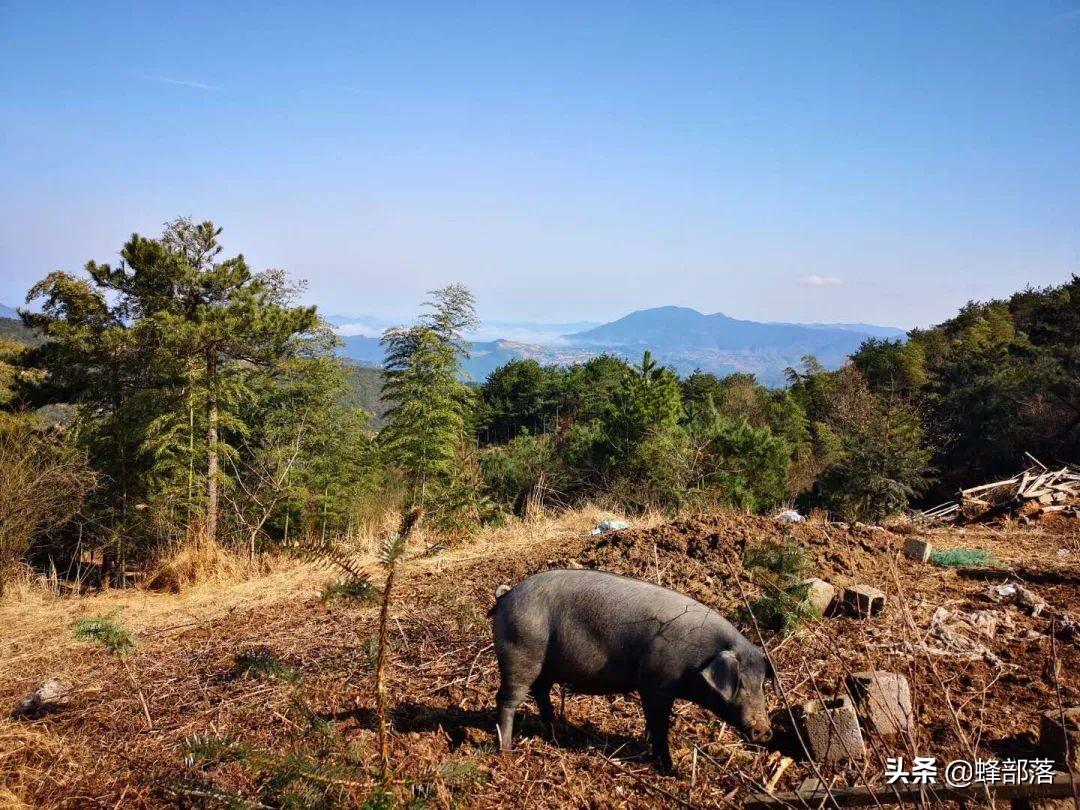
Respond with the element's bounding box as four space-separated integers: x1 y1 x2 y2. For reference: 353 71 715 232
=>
2 218 1078 593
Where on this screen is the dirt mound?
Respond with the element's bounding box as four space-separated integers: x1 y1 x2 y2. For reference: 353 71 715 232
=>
574 513 898 612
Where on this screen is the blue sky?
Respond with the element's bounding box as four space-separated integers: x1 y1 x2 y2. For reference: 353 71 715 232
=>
2 1 1078 329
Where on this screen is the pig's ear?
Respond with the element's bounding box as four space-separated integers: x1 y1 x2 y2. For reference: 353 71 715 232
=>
701 650 739 701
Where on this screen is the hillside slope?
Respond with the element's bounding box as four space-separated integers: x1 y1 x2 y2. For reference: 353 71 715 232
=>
4 511 1076 807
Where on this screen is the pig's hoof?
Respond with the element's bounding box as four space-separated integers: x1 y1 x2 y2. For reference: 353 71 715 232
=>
654 760 676 776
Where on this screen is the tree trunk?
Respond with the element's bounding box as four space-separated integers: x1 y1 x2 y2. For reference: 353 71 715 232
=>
205 349 218 543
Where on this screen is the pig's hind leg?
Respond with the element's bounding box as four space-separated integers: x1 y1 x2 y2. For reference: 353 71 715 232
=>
530 678 555 727
495 644 545 752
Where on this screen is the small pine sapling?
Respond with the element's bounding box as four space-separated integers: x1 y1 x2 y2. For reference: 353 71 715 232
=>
72 615 153 729
233 648 301 683
930 548 994 568
741 536 817 633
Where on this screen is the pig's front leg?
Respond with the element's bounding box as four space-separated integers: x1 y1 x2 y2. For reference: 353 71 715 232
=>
641 690 676 773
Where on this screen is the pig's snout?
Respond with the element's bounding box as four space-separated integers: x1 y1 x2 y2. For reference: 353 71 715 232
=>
737 705 772 744
747 719 772 744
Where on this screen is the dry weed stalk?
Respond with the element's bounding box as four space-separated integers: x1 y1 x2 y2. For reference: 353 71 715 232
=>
72 615 153 730
145 527 247 592
376 506 423 779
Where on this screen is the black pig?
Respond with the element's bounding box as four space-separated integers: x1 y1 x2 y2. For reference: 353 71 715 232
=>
491 569 774 771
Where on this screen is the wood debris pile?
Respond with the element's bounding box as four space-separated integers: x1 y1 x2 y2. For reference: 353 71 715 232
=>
920 457 1079 524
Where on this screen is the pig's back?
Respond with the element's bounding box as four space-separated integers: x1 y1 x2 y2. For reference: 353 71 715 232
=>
495 569 724 691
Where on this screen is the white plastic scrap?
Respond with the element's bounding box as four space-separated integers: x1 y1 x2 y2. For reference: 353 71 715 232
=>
590 519 630 535
775 509 805 524
985 581 1047 617
986 583 1018 602
929 607 1005 668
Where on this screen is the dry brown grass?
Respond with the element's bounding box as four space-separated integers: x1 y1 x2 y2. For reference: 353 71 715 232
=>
0 506 632 689
144 535 251 593
0 721 83 809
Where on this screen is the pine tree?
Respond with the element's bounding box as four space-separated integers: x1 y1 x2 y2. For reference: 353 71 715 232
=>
25 218 329 561
379 284 478 510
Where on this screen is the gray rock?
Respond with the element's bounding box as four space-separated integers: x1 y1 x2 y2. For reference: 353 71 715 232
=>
842 585 886 618
798 696 866 763
801 578 836 617
903 537 932 563
846 671 913 738
15 679 67 718
1039 707 1080 772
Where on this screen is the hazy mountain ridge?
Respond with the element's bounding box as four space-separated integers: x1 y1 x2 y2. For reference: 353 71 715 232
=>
3 301 902 387
335 305 904 387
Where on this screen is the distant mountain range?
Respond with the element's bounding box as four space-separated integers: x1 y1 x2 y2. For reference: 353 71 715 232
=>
334 306 906 387
3 300 904 387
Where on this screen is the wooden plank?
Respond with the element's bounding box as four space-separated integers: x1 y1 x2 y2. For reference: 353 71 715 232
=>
1021 473 1052 497
1025 451 1048 469
1027 489 1055 500
744 771 1080 810
962 477 1020 496
1017 471 1032 496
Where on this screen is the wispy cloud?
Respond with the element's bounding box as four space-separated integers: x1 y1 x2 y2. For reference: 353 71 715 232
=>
1049 6 1080 23
799 274 843 288
326 84 366 95
333 323 383 338
145 76 220 91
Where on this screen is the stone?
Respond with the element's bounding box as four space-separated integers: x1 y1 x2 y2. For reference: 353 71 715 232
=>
1039 707 1080 772
14 679 67 718
798 696 866 763
796 777 834 800
1015 585 1048 617
845 671 914 738
1011 799 1074 810
801 578 836 617
903 537 932 563
842 585 886 618
797 777 825 796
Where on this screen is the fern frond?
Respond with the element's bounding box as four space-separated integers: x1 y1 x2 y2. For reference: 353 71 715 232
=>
182 732 247 766
320 578 380 604
397 506 424 538
166 778 254 810
233 649 301 683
